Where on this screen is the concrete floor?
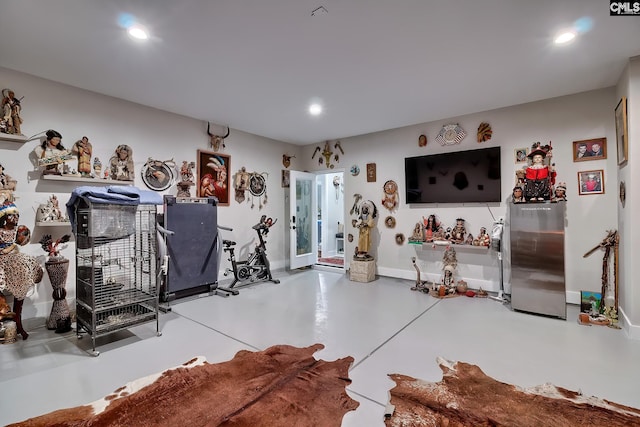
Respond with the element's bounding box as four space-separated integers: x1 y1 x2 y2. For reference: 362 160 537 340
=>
2 268 640 426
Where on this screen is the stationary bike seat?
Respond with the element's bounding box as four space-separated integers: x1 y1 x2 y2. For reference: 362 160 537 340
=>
223 239 236 247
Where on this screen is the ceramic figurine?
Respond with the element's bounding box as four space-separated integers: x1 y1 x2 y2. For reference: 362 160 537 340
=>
408 222 423 243
0 163 17 204
93 157 102 178
422 214 440 242
72 136 93 177
554 182 567 201
473 227 490 247
34 130 72 175
451 218 466 244
109 144 134 181
512 186 525 203
1 89 23 135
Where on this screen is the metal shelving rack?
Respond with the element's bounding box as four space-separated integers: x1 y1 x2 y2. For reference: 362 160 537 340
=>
74 201 161 356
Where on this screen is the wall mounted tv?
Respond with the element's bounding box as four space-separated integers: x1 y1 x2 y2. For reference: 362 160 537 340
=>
405 146 501 204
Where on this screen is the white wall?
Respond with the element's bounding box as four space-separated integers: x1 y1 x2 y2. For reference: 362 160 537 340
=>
300 88 619 302
617 56 640 338
0 67 301 321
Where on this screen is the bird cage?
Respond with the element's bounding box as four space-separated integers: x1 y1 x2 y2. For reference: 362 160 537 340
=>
74 201 160 356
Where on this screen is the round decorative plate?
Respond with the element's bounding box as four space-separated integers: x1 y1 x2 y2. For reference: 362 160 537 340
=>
248 173 266 196
395 233 405 245
350 165 360 176
383 180 398 195
385 216 396 228
141 159 175 191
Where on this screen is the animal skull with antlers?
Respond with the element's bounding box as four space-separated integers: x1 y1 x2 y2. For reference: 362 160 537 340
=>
207 122 230 151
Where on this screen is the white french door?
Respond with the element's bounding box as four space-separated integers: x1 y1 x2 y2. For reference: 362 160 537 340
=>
288 170 318 269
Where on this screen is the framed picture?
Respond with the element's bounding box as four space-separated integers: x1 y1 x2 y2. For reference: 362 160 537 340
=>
580 291 602 314
366 163 376 182
514 147 528 163
615 97 628 165
577 169 604 196
572 137 607 162
281 169 290 188
196 150 230 205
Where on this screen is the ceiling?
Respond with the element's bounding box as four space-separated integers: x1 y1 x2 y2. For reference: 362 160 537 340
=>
1 1 639 145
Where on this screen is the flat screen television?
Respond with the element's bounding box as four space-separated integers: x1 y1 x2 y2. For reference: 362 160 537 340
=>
405 146 501 204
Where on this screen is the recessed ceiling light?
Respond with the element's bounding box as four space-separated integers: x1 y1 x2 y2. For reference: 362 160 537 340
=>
128 25 149 40
309 103 323 116
554 31 575 45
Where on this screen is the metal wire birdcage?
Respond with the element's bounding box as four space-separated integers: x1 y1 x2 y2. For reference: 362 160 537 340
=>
75 202 160 356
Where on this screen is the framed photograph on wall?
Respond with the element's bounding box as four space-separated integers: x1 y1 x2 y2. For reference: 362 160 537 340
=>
615 97 628 165
366 163 376 182
577 169 604 196
196 150 230 205
514 147 528 163
572 137 607 162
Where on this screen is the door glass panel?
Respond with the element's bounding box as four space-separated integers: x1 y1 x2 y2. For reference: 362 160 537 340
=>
296 178 312 255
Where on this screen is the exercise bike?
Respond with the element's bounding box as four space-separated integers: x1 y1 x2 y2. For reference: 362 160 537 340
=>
218 215 280 295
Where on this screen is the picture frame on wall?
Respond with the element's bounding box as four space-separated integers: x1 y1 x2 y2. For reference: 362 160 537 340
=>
577 169 604 196
514 147 528 163
366 163 376 182
196 150 230 206
572 137 607 162
615 97 628 165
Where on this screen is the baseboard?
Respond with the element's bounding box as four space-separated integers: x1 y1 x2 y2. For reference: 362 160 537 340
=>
376 266 499 292
618 307 640 340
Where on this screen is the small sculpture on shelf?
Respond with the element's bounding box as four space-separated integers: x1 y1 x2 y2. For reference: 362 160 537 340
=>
408 222 423 243
553 182 567 202
177 161 196 197
432 246 458 296
34 130 73 175
72 136 93 177
521 142 556 202
36 194 68 223
511 186 525 203
1 88 23 136
422 214 441 242
0 163 17 204
93 157 102 178
450 218 466 244
473 227 490 247
109 144 135 181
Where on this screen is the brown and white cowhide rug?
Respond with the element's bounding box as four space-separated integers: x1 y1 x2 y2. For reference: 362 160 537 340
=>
10 343 358 427
386 357 640 426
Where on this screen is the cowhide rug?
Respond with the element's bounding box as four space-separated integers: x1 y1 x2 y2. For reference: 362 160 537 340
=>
10 343 358 427
386 357 640 426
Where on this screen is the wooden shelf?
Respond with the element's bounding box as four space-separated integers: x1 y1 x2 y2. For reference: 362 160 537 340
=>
36 221 71 227
41 175 133 185
417 242 490 251
0 133 28 143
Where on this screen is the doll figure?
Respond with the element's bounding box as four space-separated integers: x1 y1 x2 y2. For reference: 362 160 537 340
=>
0 202 44 339
354 200 377 259
465 233 474 245
34 130 71 175
72 136 93 177
523 144 555 201
451 218 466 244
93 157 102 178
422 214 440 242
409 222 423 242
109 145 135 181
554 182 567 201
474 227 490 247
512 186 525 203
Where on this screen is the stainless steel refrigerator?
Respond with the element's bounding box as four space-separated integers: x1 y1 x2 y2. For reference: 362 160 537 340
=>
509 203 566 319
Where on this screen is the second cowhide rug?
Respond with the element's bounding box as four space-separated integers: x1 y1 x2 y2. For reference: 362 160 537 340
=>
386 357 640 426
10 343 358 427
